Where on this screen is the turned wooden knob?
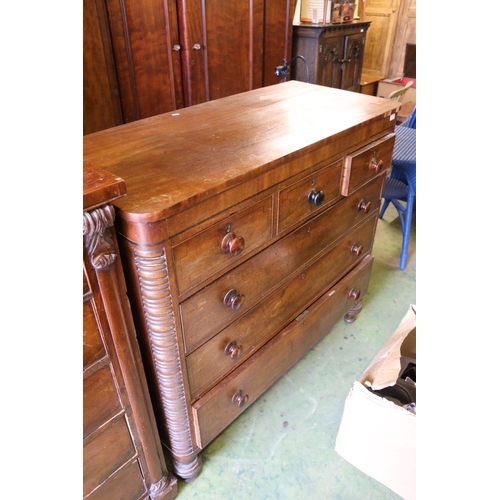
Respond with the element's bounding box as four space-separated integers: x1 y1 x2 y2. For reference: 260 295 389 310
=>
221 232 245 255
348 288 361 300
232 390 249 407
350 243 363 256
225 340 243 360
308 188 325 206
357 200 371 213
369 157 384 173
223 289 245 310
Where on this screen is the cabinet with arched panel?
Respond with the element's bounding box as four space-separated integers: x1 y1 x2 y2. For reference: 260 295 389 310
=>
291 21 370 92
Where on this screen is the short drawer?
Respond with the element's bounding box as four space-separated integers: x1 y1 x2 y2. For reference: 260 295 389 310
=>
277 159 342 233
83 364 123 437
180 176 383 353
85 459 146 500
83 416 136 497
186 214 378 399
341 133 395 196
192 255 374 449
172 197 273 295
83 299 106 370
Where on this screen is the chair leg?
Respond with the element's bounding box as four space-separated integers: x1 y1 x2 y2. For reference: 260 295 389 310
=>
379 198 390 219
399 194 415 270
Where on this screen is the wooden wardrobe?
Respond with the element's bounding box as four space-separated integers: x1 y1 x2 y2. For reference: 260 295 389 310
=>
83 0 297 135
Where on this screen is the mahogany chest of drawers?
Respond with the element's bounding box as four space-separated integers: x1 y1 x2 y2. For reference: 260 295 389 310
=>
83 167 177 499
83 81 399 482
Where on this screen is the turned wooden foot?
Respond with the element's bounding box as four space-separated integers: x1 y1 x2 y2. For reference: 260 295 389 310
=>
173 454 202 483
344 300 363 323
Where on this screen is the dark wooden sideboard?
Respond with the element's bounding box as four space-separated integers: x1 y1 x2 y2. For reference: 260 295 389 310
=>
83 167 178 499
292 21 371 92
83 81 399 482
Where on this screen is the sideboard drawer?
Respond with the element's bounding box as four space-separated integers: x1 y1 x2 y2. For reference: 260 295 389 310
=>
278 159 343 233
341 133 395 196
192 255 374 449
172 196 273 295
186 214 378 399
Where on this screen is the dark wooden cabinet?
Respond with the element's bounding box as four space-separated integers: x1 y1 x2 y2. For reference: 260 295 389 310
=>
83 167 178 500
83 0 123 135
84 82 399 484
84 0 297 132
291 21 371 92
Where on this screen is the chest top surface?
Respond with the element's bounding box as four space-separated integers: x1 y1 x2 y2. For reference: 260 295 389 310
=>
83 81 398 222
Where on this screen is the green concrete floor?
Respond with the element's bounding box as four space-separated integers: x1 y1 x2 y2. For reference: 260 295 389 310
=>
173 203 416 500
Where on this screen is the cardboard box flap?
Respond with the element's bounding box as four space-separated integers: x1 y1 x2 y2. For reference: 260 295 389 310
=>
335 381 416 500
360 305 416 390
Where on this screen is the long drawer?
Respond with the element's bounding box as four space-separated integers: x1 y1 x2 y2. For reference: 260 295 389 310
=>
180 175 384 352
192 255 374 449
186 214 378 399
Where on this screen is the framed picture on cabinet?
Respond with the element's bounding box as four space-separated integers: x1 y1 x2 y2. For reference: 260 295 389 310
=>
332 0 355 23
300 0 332 24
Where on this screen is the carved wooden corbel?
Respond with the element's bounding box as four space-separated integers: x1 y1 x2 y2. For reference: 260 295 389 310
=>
83 204 117 269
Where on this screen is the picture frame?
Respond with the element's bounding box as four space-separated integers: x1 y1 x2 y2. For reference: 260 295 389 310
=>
300 0 332 24
331 0 355 23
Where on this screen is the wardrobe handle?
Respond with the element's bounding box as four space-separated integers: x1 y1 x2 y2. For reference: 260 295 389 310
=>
348 288 361 301
193 43 201 50
173 44 181 51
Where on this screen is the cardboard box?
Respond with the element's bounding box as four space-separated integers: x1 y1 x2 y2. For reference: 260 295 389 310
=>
335 305 416 500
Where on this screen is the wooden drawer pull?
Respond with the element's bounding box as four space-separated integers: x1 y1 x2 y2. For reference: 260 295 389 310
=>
221 232 245 255
357 200 371 213
225 340 243 360
348 288 361 301
369 157 384 173
223 289 246 310
232 390 249 407
350 243 363 256
307 188 325 206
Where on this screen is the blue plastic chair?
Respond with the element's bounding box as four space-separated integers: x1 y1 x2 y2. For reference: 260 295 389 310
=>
379 108 416 270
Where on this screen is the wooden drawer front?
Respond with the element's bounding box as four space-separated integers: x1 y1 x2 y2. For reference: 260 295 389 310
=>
341 134 395 196
83 299 106 370
83 416 136 497
85 459 146 500
278 160 342 233
180 177 382 352
83 364 123 437
186 214 377 399
173 197 273 295
192 255 374 449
